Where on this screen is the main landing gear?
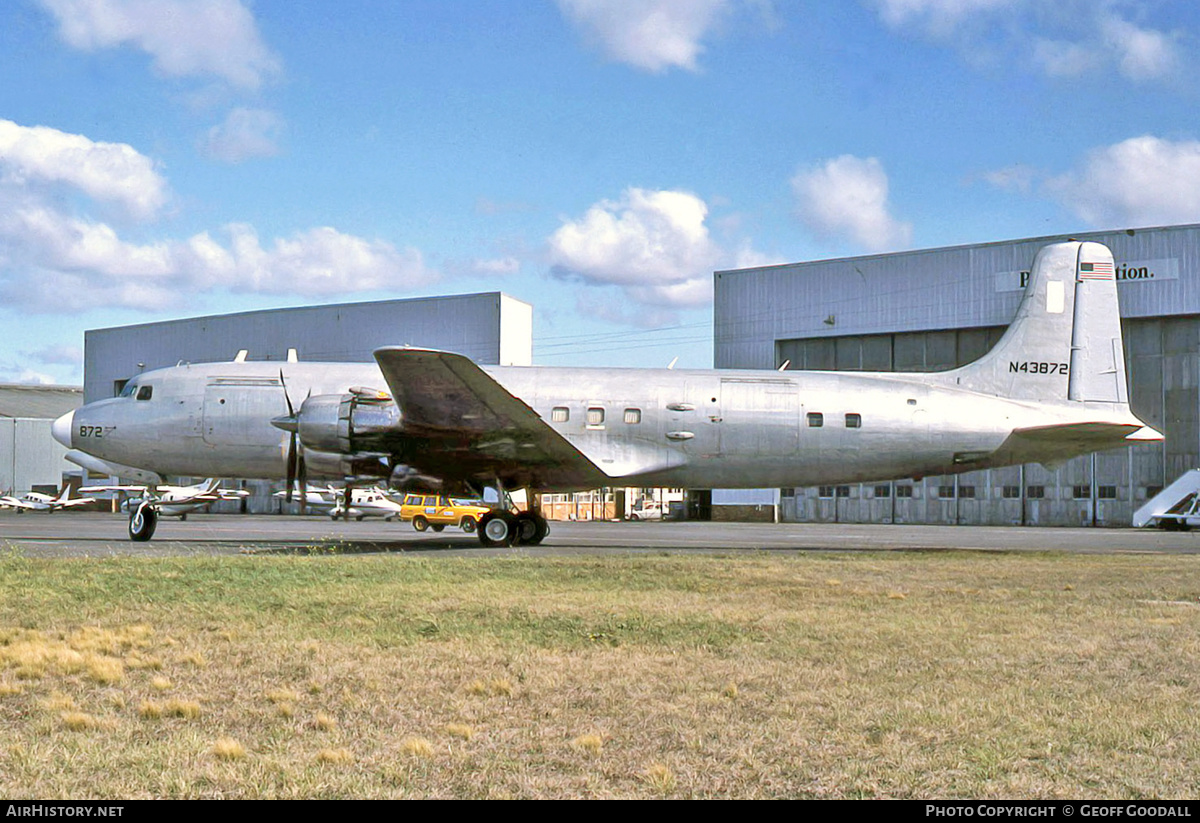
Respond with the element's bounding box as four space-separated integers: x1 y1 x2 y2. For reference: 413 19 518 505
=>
477 509 550 548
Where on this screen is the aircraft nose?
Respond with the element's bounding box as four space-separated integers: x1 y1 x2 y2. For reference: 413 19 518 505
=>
52 410 75 448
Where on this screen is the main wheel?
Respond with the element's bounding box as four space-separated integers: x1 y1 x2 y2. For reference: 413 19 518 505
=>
129 505 158 542
412 515 429 532
514 511 550 546
460 517 476 533
478 511 517 547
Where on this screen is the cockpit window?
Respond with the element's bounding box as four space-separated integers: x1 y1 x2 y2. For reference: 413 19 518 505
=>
136 385 153 401
119 381 137 398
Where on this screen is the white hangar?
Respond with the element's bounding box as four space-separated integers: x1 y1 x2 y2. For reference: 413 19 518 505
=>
713 224 1200 526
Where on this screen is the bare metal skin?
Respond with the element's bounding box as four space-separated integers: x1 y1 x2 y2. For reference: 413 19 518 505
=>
55 241 1159 544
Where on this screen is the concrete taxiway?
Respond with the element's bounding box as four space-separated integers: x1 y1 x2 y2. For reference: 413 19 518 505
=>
3 511 1200 557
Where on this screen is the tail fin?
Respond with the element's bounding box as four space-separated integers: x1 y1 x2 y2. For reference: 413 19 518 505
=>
947 241 1128 404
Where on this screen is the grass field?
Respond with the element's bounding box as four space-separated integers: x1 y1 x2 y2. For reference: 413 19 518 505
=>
0 550 1196 799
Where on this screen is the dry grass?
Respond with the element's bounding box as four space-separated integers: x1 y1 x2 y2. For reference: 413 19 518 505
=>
0 551 1196 798
211 737 246 761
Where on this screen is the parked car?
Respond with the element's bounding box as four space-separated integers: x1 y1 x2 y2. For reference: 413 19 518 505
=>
627 501 663 521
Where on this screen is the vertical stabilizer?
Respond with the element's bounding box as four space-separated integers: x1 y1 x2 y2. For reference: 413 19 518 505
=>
947 241 1128 405
1069 242 1128 403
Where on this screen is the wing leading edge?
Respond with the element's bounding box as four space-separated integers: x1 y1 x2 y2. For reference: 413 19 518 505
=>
373 347 609 491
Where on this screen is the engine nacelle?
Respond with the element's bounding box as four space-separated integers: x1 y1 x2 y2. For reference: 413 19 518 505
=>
302 448 392 481
295 391 401 454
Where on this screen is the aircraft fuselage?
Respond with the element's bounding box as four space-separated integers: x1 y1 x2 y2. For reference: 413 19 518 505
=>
60 359 1118 490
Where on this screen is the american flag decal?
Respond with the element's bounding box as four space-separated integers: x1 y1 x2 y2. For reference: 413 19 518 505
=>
1079 260 1115 280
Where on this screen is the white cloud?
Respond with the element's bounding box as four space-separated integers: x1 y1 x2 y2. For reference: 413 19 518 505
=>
557 0 731 72
0 119 438 313
39 0 280 89
873 1 1184 83
548 188 722 307
0 119 167 220
791 155 911 253
1101 14 1179 81
200 108 284 163
470 257 522 276
1047 136 1200 228
873 0 1015 36
980 163 1035 193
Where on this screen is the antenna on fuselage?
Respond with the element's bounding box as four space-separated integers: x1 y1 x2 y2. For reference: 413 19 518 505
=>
287 348 299 363
667 357 679 370
233 350 248 363
778 360 791 371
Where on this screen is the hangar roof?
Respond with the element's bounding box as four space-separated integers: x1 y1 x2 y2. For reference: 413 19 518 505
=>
0 384 83 419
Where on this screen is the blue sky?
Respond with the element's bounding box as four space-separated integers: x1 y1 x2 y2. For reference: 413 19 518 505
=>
2 0 1199 383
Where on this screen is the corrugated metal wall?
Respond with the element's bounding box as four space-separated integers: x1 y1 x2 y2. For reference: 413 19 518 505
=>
84 292 529 403
0 418 71 496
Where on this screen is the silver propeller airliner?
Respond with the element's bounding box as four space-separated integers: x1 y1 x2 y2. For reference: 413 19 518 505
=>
53 241 1160 545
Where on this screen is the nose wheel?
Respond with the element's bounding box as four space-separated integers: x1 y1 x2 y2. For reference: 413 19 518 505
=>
128 502 158 542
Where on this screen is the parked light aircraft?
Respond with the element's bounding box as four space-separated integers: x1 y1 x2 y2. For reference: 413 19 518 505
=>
0 486 97 512
272 486 405 521
82 478 249 519
53 241 1160 545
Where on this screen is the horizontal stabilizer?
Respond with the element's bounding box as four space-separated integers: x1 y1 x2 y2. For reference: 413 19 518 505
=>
988 420 1162 468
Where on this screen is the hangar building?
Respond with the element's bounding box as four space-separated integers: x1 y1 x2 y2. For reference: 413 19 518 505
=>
713 224 1200 526
85 292 532 403
0 384 82 496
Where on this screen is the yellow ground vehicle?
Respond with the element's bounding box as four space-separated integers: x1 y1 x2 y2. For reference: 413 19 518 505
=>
400 494 491 533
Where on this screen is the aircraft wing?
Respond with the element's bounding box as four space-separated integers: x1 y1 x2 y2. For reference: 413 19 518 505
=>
373 347 609 491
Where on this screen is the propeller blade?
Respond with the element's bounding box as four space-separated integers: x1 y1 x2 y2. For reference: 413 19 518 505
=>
297 448 307 514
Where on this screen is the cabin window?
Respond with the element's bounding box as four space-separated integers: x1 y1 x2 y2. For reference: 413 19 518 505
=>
1098 485 1118 499
1026 485 1046 499
136 385 153 401
1002 486 1020 499
845 413 861 428
1073 485 1091 499
896 485 914 498
586 407 605 426
551 407 569 423
624 408 641 424
873 485 890 498
807 412 824 428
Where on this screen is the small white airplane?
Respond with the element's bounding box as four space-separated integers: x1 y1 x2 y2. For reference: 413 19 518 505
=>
82 478 248 520
54 240 1162 545
0 486 97 513
272 485 405 521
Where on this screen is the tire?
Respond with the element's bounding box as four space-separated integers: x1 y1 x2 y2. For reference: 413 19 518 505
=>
630 513 640 521
129 505 158 542
514 511 549 546
412 515 429 532
460 517 476 533
478 511 517 547
356 515 365 521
